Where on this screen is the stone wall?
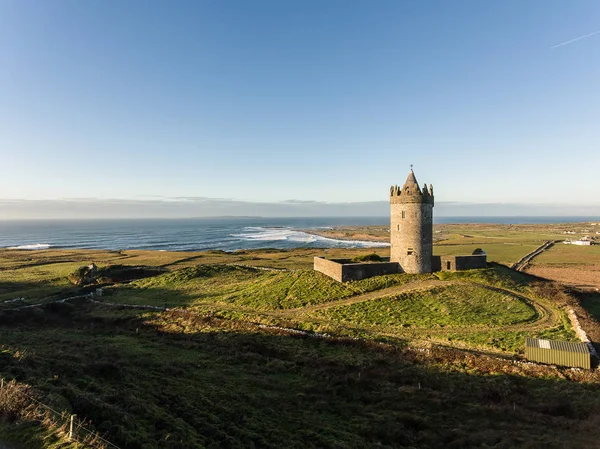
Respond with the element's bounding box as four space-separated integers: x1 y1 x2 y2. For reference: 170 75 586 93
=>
390 201 434 273
432 255 487 272
341 261 400 281
567 308 599 358
313 257 344 282
314 257 400 282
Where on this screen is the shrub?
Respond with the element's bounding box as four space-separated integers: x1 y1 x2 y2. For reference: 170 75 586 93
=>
352 254 383 262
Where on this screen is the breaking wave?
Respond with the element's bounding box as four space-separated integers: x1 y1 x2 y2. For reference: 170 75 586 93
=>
232 227 389 248
0 218 391 251
8 243 52 250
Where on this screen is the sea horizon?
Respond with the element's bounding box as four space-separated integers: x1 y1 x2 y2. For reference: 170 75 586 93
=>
1 216 598 252
1 215 600 223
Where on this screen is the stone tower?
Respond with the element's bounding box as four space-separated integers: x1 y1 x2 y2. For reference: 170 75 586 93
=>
390 169 434 274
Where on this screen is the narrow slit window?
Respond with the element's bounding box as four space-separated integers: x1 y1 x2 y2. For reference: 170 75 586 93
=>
397 224 400 231
446 261 451 270
402 211 406 219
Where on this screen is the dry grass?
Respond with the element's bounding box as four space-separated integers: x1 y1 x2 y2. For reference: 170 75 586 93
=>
0 378 109 448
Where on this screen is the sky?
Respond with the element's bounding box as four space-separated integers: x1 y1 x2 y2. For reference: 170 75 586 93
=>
0 0 599 217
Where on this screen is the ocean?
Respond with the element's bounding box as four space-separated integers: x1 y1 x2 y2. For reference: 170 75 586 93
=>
0 216 598 252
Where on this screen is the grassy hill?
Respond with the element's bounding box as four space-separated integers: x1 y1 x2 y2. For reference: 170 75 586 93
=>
113 265 431 310
0 247 598 448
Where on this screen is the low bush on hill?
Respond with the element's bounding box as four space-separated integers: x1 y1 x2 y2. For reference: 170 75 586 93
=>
352 253 383 262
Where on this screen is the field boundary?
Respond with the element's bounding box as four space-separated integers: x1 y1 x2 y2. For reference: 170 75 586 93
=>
0 378 120 449
512 240 556 271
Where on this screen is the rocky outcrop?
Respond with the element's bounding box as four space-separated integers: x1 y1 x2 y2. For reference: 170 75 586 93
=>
68 264 167 286
67 263 98 286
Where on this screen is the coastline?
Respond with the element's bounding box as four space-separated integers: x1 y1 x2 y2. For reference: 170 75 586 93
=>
1 219 599 253
302 226 389 243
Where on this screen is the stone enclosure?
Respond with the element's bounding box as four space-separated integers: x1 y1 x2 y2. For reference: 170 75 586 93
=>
314 168 487 282
432 254 487 272
314 253 487 282
313 257 400 282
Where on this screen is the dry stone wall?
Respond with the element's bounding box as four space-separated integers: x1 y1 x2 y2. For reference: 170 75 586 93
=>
313 257 400 282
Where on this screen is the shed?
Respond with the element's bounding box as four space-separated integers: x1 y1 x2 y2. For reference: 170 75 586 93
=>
525 338 591 369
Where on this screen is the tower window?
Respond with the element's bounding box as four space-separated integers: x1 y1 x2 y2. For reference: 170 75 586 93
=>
407 248 414 255
402 211 406 219
397 224 399 231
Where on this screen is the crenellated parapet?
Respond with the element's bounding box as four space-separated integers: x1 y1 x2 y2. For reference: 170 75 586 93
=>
390 170 434 205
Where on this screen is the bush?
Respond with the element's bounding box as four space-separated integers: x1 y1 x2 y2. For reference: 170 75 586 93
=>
352 254 383 262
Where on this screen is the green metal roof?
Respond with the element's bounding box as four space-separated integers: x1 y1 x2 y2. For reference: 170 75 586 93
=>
526 338 590 354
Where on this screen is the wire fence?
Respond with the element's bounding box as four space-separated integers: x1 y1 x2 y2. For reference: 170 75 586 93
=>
0 377 120 449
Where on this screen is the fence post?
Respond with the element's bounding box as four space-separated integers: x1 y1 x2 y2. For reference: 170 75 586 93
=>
69 414 76 440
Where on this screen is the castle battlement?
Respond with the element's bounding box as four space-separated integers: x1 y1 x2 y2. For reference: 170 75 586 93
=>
390 169 434 205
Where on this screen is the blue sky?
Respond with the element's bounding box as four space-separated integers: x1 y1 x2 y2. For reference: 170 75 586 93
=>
1 0 599 209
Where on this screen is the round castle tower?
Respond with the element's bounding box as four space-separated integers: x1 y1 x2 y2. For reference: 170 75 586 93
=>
390 169 434 274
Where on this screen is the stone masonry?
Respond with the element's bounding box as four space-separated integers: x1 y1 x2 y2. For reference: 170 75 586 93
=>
313 257 400 282
390 169 434 274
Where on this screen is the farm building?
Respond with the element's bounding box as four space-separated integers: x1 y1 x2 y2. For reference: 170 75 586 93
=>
563 240 592 246
525 338 592 369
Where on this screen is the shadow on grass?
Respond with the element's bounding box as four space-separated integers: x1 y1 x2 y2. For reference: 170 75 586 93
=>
99 284 200 309
0 303 599 449
577 290 600 323
0 281 35 295
0 281 79 307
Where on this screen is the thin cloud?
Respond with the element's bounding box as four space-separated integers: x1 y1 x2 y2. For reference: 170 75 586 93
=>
551 30 600 49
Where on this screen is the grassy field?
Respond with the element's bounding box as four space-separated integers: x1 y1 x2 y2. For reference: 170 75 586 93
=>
531 244 600 265
581 291 600 322
0 239 599 448
433 242 539 266
309 222 588 266
310 221 600 292
524 241 600 289
113 266 431 310
1 305 599 449
319 284 536 328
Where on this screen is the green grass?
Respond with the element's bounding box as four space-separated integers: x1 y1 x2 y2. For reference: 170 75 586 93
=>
580 292 600 322
434 243 540 266
446 317 576 353
351 253 383 262
112 265 431 310
0 421 81 449
1 245 599 447
531 244 600 266
318 284 536 328
434 265 530 292
0 305 599 449
0 262 80 302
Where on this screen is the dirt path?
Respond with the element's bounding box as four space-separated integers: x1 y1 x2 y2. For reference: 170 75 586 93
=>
288 279 454 314
468 282 558 332
271 279 559 336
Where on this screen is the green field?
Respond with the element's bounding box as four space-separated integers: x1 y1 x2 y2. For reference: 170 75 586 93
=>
319 284 536 328
433 242 539 266
114 265 430 310
1 304 598 449
530 244 600 266
0 243 598 448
